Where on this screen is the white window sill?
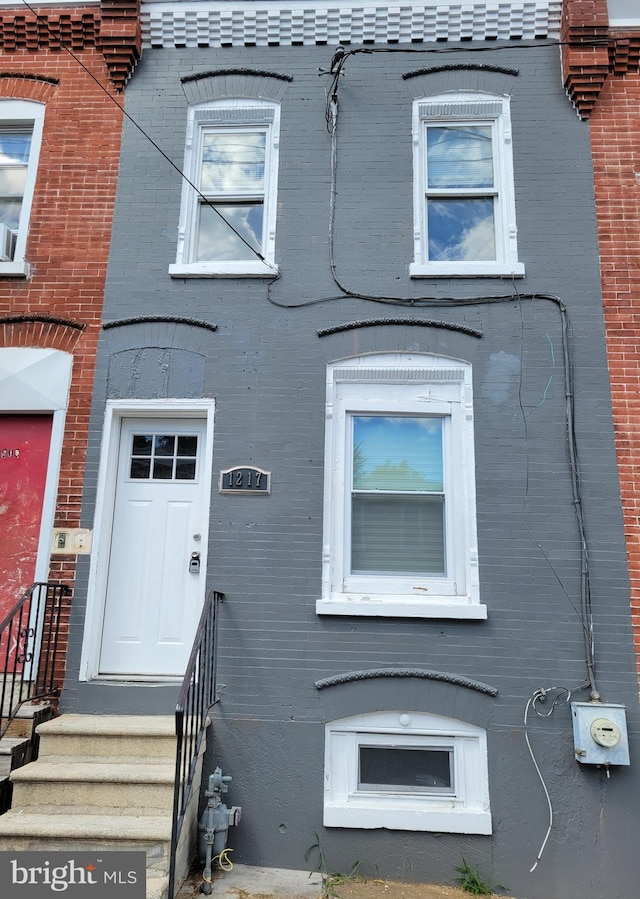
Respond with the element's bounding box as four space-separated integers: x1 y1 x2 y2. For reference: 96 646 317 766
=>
324 802 492 834
0 260 30 278
316 596 487 619
410 261 525 279
169 261 278 279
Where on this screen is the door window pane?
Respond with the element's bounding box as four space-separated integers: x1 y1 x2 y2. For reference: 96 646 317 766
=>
153 435 175 457
175 459 197 480
130 433 198 481
177 435 198 457
130 457 151 479
132 435 153 456
152 458 174 479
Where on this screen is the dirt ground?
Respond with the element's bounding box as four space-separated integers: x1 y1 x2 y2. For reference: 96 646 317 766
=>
176 868 507 899
323 882 504 899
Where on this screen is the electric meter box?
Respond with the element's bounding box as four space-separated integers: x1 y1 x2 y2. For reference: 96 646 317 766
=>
571 702 630 766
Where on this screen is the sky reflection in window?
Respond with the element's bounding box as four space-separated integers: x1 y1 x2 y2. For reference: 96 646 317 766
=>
352 416 443 493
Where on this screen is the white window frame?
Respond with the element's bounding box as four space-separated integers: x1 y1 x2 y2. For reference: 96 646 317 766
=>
169 99 280 279
324 711 491 834
0 100 45 278
318 353 484 619
410 92 524 279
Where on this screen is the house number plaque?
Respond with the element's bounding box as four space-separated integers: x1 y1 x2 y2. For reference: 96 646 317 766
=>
219 466 271 495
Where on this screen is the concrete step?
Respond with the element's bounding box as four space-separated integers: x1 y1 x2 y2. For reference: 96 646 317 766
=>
11 760 175 813
148 874 169 899
36 715 177 760
0 714 187 899
0 812 172 874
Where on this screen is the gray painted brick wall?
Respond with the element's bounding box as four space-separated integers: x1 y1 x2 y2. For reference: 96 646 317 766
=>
62 42 638 899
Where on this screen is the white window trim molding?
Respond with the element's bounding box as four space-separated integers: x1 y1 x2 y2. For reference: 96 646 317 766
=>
318 353 485 620
0 100 45 278
410 92 524 279
324 710 492 834
169 99 280 279
79 398 215 682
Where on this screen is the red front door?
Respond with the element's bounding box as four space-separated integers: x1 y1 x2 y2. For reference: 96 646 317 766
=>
0 414 53 620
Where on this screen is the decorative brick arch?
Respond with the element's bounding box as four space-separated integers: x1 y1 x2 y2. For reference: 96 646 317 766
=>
0 317 84 353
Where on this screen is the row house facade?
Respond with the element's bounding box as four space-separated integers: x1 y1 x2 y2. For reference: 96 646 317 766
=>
1 2 639 899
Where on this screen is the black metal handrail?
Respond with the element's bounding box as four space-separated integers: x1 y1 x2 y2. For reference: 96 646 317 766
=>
0 582 70 740
168 589 223 898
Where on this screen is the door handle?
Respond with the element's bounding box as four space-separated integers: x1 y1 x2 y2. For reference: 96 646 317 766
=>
189 551 201 574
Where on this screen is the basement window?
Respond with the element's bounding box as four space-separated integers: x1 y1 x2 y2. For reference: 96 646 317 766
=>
324 711 491 834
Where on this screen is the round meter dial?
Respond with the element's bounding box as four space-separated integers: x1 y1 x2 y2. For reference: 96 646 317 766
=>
590 717 621 748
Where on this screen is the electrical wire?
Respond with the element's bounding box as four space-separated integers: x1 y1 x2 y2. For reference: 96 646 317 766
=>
18 0 266 263
524 687 573 872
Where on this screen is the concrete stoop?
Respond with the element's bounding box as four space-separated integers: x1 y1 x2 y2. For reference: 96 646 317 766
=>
0 714 196 899
0 701 54 811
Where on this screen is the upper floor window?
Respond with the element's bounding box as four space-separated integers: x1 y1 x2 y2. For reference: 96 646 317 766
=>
317 354 484 619
410 92 524 279
170 99 280 279
0 100 45 278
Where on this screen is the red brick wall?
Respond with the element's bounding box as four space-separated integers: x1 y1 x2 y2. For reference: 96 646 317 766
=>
562 1 640 684
589 71 640 680
0 27 127 689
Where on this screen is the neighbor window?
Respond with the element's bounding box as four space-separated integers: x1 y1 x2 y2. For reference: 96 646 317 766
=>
324 711 491 833
410 92 523 278
170 99 280 278
0 100 45 277
318 354 484 619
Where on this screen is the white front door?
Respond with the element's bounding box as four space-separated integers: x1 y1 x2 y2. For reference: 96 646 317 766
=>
98 417 209 677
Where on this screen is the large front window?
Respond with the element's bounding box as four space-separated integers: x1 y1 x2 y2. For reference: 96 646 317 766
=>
318 354 484 619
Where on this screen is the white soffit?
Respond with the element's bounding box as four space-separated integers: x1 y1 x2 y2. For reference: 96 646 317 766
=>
142 0 562 48
0 348 72 411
